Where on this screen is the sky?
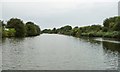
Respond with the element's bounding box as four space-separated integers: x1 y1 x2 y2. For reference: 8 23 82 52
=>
0 0 119 29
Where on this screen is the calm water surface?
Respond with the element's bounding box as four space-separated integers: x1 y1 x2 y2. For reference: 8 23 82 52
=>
1 34 120 70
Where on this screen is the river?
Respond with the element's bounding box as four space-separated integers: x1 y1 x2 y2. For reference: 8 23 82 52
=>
1 34 120 70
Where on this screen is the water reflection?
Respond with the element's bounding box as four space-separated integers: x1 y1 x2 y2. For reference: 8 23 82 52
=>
2 37 25 70
102 41 120 53
81 37 101 44
2 34 120 70
79 37 120 70
101 41 120 70
118 53 120 72
2 37 25 44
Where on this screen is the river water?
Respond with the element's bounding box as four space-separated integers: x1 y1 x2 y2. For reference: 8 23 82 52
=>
1 34 120 70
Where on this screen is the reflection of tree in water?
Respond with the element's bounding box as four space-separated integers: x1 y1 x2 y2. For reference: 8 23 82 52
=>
102 41 120 70
2 37 25 44
118 53 120 72
102 41 120 53
80 37 101 44
2 37 26 70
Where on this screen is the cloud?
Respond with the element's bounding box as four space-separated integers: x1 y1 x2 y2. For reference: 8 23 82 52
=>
1 0 120 2
0 2 2 19
2 1 118 29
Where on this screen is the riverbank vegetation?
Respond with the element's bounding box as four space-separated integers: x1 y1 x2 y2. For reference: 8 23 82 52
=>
0 16 120 39
42 16 120 39
0 18 41 38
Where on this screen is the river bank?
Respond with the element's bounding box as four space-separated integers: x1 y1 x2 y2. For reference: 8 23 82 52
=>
42 16 120 39
0 18 41 38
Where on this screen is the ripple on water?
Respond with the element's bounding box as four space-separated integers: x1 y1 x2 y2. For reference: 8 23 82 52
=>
2 34 120 70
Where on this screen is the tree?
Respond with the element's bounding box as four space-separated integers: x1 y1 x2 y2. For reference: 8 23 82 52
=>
60 25 72 31
26 22 41 36
42 29 52 33
71 26 79 36
71 27 81 37
103 18 110 28
52 28 57 33
57 25 72 35
90 25 102 32
103 16 120 31
7 18 26 37
34 25 41 35
113 21 120 31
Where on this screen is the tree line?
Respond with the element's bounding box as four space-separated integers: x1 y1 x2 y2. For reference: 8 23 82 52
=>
0 16 120 39
42 16 120 39
0 18 41 37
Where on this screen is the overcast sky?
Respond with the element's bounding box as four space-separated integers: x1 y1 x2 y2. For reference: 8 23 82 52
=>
1 0 119 29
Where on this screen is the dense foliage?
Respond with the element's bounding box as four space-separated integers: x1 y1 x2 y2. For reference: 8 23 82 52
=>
26 22 41 36
1 18 41 37
42 16 120 39
7 18 26 37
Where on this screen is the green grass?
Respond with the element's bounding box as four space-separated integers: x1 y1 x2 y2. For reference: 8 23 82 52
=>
2 28 16 37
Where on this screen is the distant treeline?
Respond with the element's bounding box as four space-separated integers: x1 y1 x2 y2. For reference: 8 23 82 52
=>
0 18 41 37
42 16 120 39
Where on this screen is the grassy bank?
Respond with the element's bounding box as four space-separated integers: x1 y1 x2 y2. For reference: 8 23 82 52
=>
2 28 16 37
